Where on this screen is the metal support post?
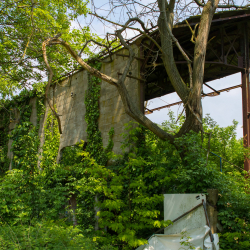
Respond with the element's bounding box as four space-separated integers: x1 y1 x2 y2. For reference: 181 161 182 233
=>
241 23 250 172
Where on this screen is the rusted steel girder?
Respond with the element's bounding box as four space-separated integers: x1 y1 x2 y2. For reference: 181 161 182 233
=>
145 84 242 114
241 22 250 172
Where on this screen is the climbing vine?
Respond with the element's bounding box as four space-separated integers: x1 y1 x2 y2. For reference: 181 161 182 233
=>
0 111 10 173
0 89 45 173
0 67 249 250
39 108 60 169
85 61 114 166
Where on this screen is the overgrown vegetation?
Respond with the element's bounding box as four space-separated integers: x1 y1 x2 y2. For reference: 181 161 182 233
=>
0 85 250 249
2 1 250 249
0 0 95 99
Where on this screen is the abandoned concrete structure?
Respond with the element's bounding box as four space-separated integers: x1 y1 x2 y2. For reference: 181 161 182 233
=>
3 45 142 166
2 9 250 169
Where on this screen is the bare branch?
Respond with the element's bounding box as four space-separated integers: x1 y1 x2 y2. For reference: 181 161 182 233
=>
185 20 198 44
90 13 163 53
42 35 175 143
78 38 113 63
42 36 63 134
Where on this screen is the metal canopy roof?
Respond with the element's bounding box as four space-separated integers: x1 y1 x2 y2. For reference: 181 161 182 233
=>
141 9 250 101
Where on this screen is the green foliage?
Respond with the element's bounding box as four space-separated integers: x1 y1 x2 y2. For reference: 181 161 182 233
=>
0 0 97 99
76 150 173 249
85 62 114 165
219 218 250 249
0 90 44 173
0 84 250 250
179 231 196 250
0 220 118 250
0 111 10 172
39 109 60 169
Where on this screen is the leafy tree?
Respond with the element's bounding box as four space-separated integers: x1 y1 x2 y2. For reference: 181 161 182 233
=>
42 0 250 149
1 108 249 249
0 0 93 99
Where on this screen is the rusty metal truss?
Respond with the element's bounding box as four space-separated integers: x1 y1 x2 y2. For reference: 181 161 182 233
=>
138 9 250 171
145 84 242 114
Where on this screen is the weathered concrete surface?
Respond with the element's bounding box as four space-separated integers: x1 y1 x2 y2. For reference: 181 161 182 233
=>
5 46 141 163
99 49 140 153
29 98 38 127
49 47 141 157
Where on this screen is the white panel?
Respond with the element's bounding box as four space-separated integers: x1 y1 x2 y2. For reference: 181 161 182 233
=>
140 226 210 250
204 233 219 250
164 194 206 234
135 194 220 250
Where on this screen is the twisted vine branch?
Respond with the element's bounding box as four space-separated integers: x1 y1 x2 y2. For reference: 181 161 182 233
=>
42 33 175 143
42 36 63 134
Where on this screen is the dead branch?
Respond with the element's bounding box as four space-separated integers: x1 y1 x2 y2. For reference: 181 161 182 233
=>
78 39 113 63
90 13 163 53
41 35 175 143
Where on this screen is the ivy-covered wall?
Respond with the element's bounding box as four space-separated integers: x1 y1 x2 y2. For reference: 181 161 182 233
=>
1 46 141 165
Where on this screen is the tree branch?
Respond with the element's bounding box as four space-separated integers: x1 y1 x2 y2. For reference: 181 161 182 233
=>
157 0 190 101
90 13 163 53
42 36 63 134
78 39 113 63
42 35 175 143
161 0 193 88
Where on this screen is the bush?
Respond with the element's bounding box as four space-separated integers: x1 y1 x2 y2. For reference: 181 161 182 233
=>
0 220 118 250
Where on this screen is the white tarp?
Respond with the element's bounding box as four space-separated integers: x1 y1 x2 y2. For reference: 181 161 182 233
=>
137 226 219 250
136 194 219 250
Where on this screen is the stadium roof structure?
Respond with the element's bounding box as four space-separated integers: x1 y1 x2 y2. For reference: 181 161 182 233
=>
136 9 250 171
55 9 250 170
140 9 250 101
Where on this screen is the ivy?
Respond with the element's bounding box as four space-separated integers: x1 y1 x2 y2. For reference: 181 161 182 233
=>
0 88 45 173
1 69 250 249
39 108 60 169
85 61 114 166
0 111 10 173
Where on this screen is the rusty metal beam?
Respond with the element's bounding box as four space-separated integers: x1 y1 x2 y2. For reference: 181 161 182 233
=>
203 83 220 94
241 22 250 172
145 84 242 114
174 13 250 29
145 61 245 70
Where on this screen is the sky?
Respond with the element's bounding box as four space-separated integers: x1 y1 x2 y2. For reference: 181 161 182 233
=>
75 0 244 139
146 73 243 139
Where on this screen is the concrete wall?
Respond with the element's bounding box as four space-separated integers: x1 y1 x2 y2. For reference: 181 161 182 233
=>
99 49 141 153
6 46 141 162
